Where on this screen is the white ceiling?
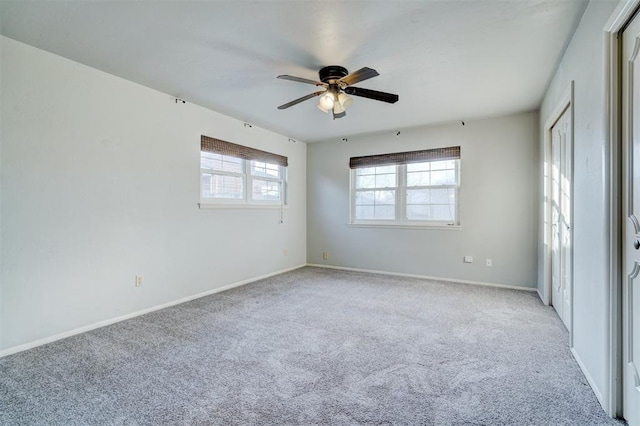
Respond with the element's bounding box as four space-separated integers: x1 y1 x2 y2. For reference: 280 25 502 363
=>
0 0 587 143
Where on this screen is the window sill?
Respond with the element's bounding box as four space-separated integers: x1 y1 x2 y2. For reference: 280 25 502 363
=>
198 202 289 210
348 222 461 230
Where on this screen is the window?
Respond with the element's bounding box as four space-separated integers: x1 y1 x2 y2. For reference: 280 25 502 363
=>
353 165 397 220
350 146 460 226
200 135 287 206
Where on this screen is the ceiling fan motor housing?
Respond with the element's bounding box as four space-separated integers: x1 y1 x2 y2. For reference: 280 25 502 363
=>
319 65 349 83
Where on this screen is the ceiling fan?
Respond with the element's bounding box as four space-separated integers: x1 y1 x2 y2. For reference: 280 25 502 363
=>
277 65 399 119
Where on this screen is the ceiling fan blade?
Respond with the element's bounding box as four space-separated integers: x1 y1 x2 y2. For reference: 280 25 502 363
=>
339 67 379 86
277 90 325 110
344 86 399 104
277 75 326 86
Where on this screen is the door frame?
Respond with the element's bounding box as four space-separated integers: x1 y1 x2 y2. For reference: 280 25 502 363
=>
542 81 574 344
605 0 640 417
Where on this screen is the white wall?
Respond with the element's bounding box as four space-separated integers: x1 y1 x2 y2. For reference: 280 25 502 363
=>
538 0 618 409
0 37 3 349
307 112 539 288
0 36 307 352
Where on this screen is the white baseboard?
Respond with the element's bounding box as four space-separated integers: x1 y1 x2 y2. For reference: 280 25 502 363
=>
306 263 537 292
571 347 605 409
0 264 306 358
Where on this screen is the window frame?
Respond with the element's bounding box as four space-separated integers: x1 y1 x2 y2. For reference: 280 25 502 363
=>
200 152 246 203
351 165 399 222
199 136 288 208
402 160 460 226
349 153 461 228
200 156 288 207
247 160 288 205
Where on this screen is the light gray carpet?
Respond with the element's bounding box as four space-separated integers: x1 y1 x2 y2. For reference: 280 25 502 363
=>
0 267 624 425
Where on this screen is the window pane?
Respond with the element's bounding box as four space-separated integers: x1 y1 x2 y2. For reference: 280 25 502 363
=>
431 170 456 185
355 166 397 189
430 188 455 204
355 205 375 220
430 160 455 171
355 191 375 204
355 204 396 220
201 152 221 170
224 156 244 173
407 162 430 172
356 167 376 176
375 165 396 174
374 190 395 203
251 161 280 178
406 204 430 220
222 155 243 173
375 173 396 188
355 189 396 220
356 175 376 189
407 189 429 203
430 205 456 221
202 173 243 199
355 165 396 175
202 173 213 193
407 171 430 186
355 190 395 205
201 152 243 173
374 205 395 219
252 179 281 201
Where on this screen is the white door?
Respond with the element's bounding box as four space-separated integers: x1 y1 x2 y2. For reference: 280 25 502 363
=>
622 11 640 426
550 106 572 330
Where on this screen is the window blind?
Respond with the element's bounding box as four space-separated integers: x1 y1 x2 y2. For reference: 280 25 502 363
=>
201 135 288 167
349 146 460 169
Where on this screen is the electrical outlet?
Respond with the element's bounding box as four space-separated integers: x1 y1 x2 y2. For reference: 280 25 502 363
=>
464 256 473 263
135 275 143 287
323 251 329 260
486 259 493 267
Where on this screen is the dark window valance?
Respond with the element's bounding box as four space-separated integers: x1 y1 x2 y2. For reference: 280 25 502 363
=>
201 135 288 167
349 146 460 169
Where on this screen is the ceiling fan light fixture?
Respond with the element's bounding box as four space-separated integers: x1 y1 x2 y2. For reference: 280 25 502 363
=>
317 103 330 113
338 93 353 109
318 92 335 110
333 101 345 114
